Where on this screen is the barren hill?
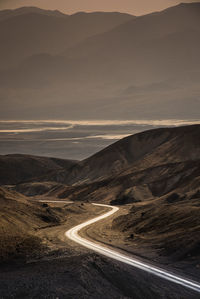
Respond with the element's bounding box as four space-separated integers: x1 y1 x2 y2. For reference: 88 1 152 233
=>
0 154 78 185
1 125 200 187
55 125 200 271
65 125 200 184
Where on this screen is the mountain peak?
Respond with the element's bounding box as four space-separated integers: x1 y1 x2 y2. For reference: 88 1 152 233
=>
178 1 200 6
167 1 200 11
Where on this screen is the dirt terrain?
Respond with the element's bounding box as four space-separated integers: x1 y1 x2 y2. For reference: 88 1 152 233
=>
0 186 106 263
83 198 200 279
0 197 198 299
2 251 198 299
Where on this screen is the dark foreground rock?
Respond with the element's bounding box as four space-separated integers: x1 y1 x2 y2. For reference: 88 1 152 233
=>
0 253 199 299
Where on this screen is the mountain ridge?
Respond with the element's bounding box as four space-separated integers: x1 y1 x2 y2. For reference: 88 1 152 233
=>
0 8 134 69
64 125 200 184
0 6 68 21
1 125 200 187
1 3 199 119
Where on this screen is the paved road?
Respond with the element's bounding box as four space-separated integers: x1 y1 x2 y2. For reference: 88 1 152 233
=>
38 200 73 203
66 203 200 293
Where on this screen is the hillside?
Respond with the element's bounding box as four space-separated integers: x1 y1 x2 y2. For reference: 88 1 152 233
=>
0 186 64 262
1 125 200 188
0 154 78 185
56 125 200 272
1 125 200 189
65 125 200 184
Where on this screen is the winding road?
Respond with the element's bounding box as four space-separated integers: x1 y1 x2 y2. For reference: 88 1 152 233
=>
66 203 200 293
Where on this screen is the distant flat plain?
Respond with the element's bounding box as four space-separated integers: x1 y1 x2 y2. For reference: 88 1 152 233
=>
0 119 199 160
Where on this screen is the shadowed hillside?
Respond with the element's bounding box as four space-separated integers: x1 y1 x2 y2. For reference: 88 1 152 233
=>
64 125 200 184
1 125 200 186
0 186 59 262
0 154 78 185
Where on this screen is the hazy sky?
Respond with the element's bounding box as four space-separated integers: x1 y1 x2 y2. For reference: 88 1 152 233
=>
0 0 199 15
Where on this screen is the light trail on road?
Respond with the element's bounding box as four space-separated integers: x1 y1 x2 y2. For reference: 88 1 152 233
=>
65 203 200 293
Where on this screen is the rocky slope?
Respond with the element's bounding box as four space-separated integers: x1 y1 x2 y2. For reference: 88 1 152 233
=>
64 124 200 184
0 186 66 262
0 154 78 185
55 125 200 268
1 125 200 189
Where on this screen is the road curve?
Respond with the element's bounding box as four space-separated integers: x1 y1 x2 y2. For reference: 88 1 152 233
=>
38 200 73 204
65 203 200 293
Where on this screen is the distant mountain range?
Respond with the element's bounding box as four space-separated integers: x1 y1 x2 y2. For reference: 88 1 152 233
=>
0 3 200 119
0 7 134 69
0 6 67 21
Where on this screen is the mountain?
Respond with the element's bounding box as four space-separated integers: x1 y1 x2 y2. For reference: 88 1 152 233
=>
63 125 200 184
1 124 200 190
51 125 200 212
1 125 200 187
0 6 67 21
0 3 199 119
62 2 200 83
0 154 78 185
0 7 134 69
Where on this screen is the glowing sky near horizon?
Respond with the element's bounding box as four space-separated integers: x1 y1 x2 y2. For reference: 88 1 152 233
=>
0 0 199 15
